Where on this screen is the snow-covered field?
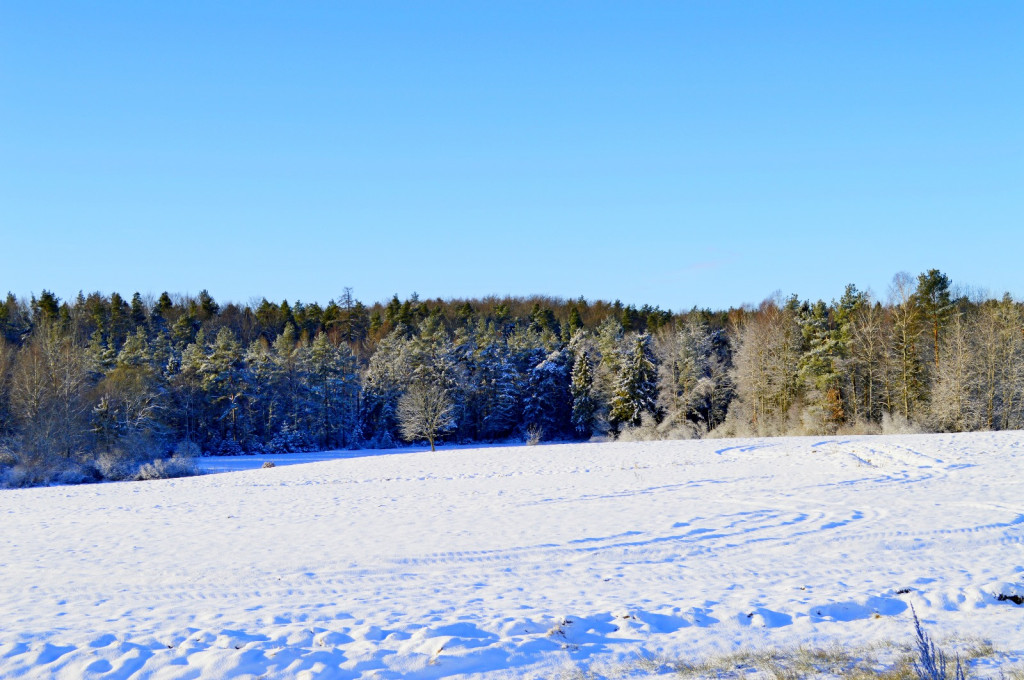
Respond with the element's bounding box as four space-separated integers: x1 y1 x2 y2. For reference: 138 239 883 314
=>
2 432 1024 679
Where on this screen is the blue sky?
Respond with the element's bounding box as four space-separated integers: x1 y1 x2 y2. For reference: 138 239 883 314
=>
1 2 1021 311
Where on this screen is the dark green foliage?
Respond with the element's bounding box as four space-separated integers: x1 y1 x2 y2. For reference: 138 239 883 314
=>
916 269 953 374
33 290 60 326
570 349 597 439
522 348 572 440
1 272 1022 487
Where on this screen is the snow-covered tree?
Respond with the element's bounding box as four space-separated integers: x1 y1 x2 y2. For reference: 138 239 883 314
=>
201 327 249 451
729 298 801 435
306 332 359 448
361 329 412 447
397 381 454 451
522 348 571 440
797 300 845 433
929 309 976 431
473 334 521 440
656 318 732 433
569 346 597 439
610 332 660 429
889 272 926 420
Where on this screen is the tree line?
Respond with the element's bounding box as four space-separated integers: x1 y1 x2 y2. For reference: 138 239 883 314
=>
0 271 1021 485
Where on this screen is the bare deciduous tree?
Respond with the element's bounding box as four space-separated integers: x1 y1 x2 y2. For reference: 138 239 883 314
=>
9 330 91 461
889 272 925 420
397 382 454 452
730 298 801 435
929 310 976 432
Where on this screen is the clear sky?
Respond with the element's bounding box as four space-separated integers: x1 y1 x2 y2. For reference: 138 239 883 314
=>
1 2 1021 311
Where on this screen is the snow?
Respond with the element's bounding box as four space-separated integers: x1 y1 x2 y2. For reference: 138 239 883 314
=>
2 432 1024 678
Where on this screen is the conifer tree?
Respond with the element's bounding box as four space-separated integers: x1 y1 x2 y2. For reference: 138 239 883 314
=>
0 338 13 437
270 324 305 434
361 329 412 446
567 306 583 338
306 332 358 448
523 348 571 440
33 290 60 327
93 328 162 454
656 318 732 432
569 347 597 439
473 331 521 440
889 272 926 420
610 332 660 429
797 300 845 433
130 292 149 331
202 327 248 450
915 269 953 375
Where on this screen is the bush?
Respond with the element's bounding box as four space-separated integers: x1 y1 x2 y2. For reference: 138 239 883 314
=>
0 453 100 488
617 414 696 442
174 440 201 458
267 426 314 453
212 438 245 456
882 412 924 435
94 449 141 481
136 456 198 480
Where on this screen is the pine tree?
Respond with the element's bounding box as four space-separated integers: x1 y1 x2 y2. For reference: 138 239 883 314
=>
87 329 116 377
269 324 309 435
169 339 205 447
130 292 148 331
108 292 131 351
202 327 248 451
32 290 60 327
567 306 583 338
889 272 926 420
242 338 275 447
93 328 162 454
915 269 953 375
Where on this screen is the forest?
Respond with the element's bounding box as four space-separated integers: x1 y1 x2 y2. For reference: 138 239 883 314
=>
1 269 1022 486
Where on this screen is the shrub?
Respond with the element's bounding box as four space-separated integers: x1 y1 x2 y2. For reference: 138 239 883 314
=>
267 426 314 453
173 440 201 458
135 456 199 480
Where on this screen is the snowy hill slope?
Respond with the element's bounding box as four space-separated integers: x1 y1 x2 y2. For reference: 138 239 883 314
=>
1 432 1024 678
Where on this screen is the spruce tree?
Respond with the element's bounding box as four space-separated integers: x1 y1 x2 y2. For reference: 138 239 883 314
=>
523 349 571 440
570 349 596 439
797 300 845 432
202 327 248 450
306 332 358 448
610 332 660 429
